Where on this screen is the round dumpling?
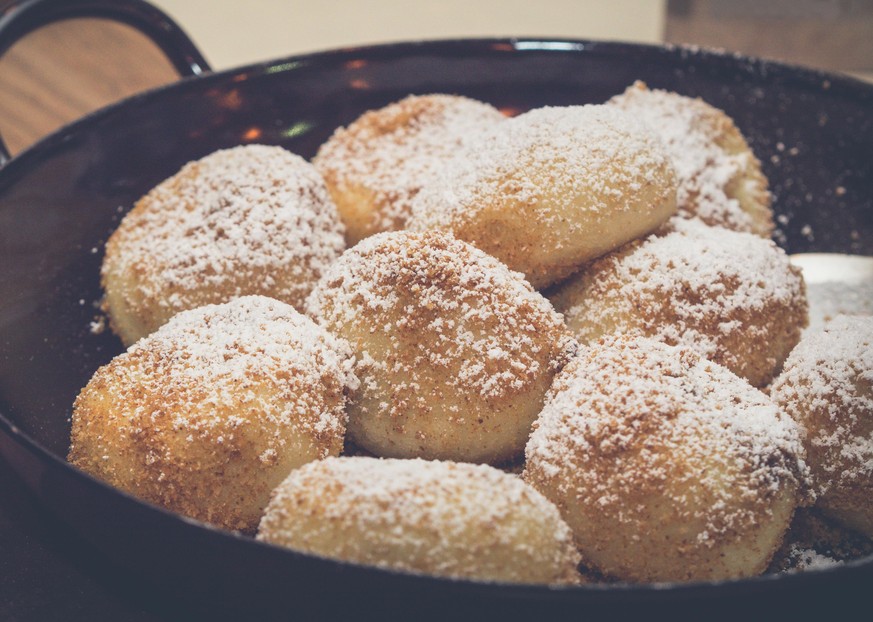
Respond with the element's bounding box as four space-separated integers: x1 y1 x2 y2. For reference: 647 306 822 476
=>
407 104 678 289
258 456 581 584
313 93 506 245
771 315 873 537
550 220 807 387
102 144 345 345
608 81 773 236
524 334 807 583
306 230 575 465
68 296 357 532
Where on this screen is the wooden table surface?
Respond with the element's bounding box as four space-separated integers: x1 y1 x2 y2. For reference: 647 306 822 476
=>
0 18 179 157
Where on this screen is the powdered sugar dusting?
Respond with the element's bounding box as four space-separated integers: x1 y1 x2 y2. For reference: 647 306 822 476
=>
258 456 580 583
771 315 873 495
525 335 807 545
104 144 345 317
107 295 357 443
314 94 505 234
558 219 806 383
769 507 873 574
789 253 873 333
409 104 673 231
306 230 573 408
609 81 772 236
783 546 842 571
804 280 873 334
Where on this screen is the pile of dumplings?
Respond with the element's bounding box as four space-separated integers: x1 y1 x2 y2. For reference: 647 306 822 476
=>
69 83 873 586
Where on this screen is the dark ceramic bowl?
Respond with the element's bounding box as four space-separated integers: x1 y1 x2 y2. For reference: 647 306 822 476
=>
1 1 872 620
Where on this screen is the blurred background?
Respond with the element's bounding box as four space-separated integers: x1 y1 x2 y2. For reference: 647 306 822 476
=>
0 0 871 155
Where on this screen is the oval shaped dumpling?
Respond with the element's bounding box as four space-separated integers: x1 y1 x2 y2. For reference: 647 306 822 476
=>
608 81 773 236
313 94 506 245
771 315 873 537
306 230 575 464
258 456 581 584
408 104 677 288
551 220 807 387
69 296 357 532
524 334 807 583
102 145 345 345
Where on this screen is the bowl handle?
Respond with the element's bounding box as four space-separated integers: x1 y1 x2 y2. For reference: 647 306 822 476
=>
0 0 212 166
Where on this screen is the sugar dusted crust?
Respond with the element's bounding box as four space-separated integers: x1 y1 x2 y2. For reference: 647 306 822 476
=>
551 219 808 387
258 457 581 585
609 81 773 237
408 104 678 289
771 315 873 537
306 230 576 464
69 296 358 533
313 94 506 245
524 334 807 583
102 145 345 346
76 86 868 585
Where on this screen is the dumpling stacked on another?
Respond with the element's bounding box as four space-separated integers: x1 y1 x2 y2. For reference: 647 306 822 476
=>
69 296 357 532
306 230 575 465
408 104 678 289
102 144 345 345
71 84 857 587
608 81 773 236
314 94 506 245
771 315 873 537
551 219 807 387
524 334 807 583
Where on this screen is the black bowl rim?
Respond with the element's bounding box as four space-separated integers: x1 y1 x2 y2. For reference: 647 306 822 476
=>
1 36 872 599
3 35 873 183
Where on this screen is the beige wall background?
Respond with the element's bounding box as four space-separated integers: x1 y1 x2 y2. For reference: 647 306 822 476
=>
151 1 666 70
4 0 869 155
0 1 665 154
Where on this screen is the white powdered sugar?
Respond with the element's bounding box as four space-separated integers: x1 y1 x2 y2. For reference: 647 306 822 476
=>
561 219 806 376
525 335 807 544
105 144 345 315
609 81 771 235
804 280 873 334
791 254 873 334
408 104 672 231
314 94 506 233
118 295 357 440
771 315 873 493
258 456 580 582
74 87 871 579
306 230 573 405
783 546 842 572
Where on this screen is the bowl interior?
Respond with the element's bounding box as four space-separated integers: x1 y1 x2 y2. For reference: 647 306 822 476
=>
0 39 871 611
